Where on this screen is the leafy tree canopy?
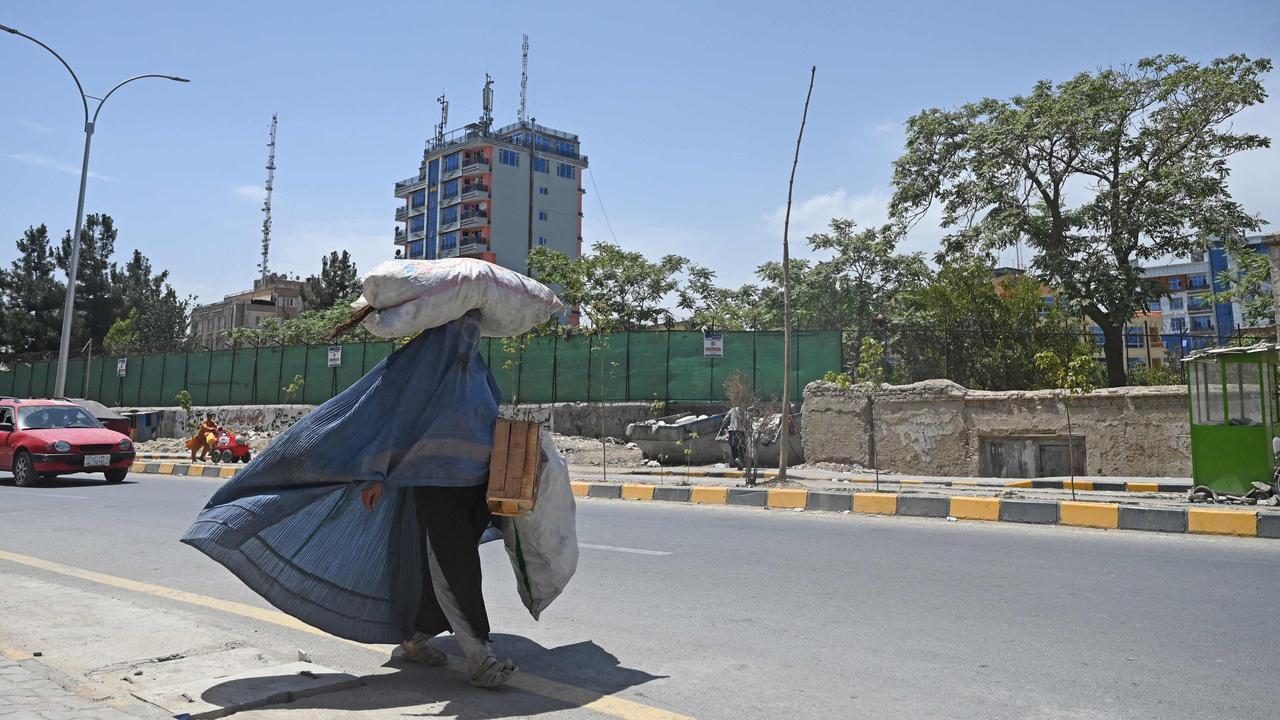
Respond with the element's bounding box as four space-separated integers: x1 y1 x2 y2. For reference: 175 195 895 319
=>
891 54 1272 385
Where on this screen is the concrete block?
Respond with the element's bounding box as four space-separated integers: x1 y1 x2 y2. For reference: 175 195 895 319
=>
570 482 589 498
1059 501 1119 529
726 488 767 507
1188 508 1257 536
999 499 1059 524
1257 513 1280 539
587 484 622 499
132 662 360 720
767 489 808 509
652 486 691 503
895 495 949 518
690 486 727 504
1091 481 1128 493
806 491 852 512
950 496 1001 521
1119 506 1188 534
202 465 221 478
852 493 898 515
620 484 655 501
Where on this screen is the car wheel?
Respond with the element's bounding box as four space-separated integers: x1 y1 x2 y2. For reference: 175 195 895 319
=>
241 452 251 463
221 450 235 463
12 452 37 487
104 468 127 483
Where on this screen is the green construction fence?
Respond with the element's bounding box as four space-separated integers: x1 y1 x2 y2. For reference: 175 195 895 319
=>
0 330 841 407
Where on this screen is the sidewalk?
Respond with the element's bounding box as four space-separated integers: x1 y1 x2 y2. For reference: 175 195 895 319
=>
0 655 142 719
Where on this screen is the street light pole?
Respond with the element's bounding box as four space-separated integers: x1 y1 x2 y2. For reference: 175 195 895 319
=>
0 24 188 397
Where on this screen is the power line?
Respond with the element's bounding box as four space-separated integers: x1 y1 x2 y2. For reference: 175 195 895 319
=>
585 167 618 246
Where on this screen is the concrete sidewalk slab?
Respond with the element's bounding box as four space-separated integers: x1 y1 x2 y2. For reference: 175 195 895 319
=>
133 662 360 720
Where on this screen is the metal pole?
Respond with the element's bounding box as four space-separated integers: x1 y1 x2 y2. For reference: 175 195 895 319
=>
1 25 188 396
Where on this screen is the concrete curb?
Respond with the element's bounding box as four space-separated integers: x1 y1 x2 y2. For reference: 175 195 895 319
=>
581 482 1277 540
128 461 1273 540
614 468 1190 494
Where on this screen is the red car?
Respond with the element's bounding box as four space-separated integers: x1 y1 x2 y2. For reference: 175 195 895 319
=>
0 397 135 487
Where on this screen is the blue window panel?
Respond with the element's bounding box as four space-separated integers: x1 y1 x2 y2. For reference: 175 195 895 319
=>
499 148 520 166
444 153 460 172
1125 328 1145 348
1169 297 1184 310
1189 274 1209 290
539 187 549 195
442 207 458 224
557 141 574 155
1147 299 1160 312
409 240 424 258
557 163 575 179
428 159 440 184
442 179 459 197
534 157 549 173
1191 316 1213 331
537 236 547 246
409 216 425 232
538 211 548 221
410 190 426 207
1168 277 1183 290
441 231 458 249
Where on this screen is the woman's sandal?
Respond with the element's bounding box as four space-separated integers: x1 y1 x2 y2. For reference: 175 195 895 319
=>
469 656 517 688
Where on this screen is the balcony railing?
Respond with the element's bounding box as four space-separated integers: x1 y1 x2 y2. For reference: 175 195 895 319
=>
440 192 461 207
394 206 409 221
395 175 425 192
458 242 489 256
462 156 490 170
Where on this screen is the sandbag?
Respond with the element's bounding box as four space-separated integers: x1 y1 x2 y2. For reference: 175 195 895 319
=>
501 430 578 620
354 258 564 338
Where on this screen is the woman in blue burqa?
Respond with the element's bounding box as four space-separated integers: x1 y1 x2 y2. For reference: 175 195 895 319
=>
181 310 517 688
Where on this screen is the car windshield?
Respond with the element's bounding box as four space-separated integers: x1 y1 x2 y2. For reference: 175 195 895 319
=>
18 406 102 430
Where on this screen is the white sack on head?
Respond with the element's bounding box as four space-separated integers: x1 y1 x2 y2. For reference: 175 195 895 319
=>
354 258 565 338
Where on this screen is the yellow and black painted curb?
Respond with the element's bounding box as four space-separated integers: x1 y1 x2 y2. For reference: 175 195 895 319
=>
128 461 1271 539
622 469 1190 494
571 482 1280 540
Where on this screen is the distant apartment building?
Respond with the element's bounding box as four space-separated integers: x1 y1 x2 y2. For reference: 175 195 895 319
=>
392 120 587 273
189 275 306 347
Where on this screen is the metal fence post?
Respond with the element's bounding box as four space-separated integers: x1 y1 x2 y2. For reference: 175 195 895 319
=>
551 333 559 404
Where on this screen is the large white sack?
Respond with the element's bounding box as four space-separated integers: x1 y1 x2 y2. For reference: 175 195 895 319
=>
501 430 578 620
354 258 564 338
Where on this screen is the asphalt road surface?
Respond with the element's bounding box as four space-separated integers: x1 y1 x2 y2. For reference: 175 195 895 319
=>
0 472 1277 719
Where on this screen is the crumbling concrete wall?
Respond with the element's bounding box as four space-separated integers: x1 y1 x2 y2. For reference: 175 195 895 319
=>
121 405 315 439
802 380 1191 477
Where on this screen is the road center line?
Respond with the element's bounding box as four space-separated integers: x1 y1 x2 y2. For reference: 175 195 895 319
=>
580 543 672 556
0 547 693 720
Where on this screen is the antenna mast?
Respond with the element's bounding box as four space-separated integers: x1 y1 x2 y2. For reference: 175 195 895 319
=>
435 93 448 147
518 34 528 125
259 113 277 282
480 73 494 131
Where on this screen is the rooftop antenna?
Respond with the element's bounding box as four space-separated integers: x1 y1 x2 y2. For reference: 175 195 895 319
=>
259 113 277 283
480 73 494 131
435 92 448 147
518 34 528 125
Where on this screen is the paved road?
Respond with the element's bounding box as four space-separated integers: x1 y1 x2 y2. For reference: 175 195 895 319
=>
0 472 1277 719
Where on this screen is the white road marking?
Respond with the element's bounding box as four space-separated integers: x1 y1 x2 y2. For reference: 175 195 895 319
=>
579 543 672 556
4 492 91 500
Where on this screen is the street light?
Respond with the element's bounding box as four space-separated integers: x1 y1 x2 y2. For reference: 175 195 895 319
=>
0 23 188 397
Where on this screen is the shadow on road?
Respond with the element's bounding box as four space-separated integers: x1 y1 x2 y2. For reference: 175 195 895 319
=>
201 635 669 719
0 477 138 488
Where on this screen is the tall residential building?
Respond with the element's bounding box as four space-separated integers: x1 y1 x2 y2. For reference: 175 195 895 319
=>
189 274 306 348
393 121 587 273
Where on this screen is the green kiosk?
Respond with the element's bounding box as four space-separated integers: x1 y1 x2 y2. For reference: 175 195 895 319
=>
1186 343 1279 495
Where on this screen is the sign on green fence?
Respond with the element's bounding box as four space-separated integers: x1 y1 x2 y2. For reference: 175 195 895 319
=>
0 331 842 407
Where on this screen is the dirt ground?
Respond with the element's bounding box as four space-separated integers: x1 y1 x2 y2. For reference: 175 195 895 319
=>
550 433 646 467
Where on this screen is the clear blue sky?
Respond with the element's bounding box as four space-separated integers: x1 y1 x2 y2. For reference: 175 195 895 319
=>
2 0 1277 305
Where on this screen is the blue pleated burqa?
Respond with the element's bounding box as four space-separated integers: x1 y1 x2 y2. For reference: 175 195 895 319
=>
181 311 500 643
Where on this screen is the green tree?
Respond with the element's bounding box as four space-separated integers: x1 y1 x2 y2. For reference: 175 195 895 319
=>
893 259 1087 390
675 263 761 331
226 303 374 346
528 242 688 332
1215 238 1273 329
111 249 191 351
0 225 66 354
754 220 929 366
302 250 360 309
56 213 121 348
892 54 1272 386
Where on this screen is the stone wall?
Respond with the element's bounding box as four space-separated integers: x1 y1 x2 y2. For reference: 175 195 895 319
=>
121 401 719 441
802 379 1191 478
122 405 315 439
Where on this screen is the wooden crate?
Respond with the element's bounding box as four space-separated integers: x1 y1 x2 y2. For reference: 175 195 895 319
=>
487 419 542 517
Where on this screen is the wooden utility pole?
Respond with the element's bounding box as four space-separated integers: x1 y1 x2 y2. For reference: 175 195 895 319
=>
779 66 816 481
